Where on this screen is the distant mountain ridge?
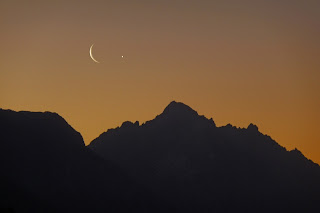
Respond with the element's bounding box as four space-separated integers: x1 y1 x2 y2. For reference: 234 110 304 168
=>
89 101 320 212
90 101 316 164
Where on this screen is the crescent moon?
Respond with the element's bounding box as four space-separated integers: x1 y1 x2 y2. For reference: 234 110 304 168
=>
89 44 100 63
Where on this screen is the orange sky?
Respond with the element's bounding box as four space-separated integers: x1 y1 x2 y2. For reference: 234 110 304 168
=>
1 0 319 163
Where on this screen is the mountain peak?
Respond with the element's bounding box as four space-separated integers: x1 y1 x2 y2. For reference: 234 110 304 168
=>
247 123 259 132
0 109 85 148
143 101 216 128
162 101 198 117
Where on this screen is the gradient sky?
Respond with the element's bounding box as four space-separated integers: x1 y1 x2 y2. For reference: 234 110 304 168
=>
1 0 319 163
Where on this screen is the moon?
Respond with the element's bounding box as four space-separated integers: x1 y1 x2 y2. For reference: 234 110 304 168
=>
89 44 100 63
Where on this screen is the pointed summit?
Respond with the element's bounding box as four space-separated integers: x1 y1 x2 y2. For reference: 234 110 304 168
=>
145 101 215 128
161 101 198 118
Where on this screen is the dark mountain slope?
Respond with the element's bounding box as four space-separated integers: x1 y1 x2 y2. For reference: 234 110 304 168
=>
89 101 320 213
0 109 157 213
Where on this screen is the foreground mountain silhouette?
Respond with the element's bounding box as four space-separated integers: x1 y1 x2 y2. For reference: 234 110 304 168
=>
1 101 320 213
0 109 158 213
89 101 320 212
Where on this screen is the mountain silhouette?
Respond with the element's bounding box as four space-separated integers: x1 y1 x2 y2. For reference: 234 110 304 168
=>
89 101 320 213
0 109 159 213
1 102 320 213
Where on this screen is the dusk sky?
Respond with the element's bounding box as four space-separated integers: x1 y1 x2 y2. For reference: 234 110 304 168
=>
1 1 319 163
